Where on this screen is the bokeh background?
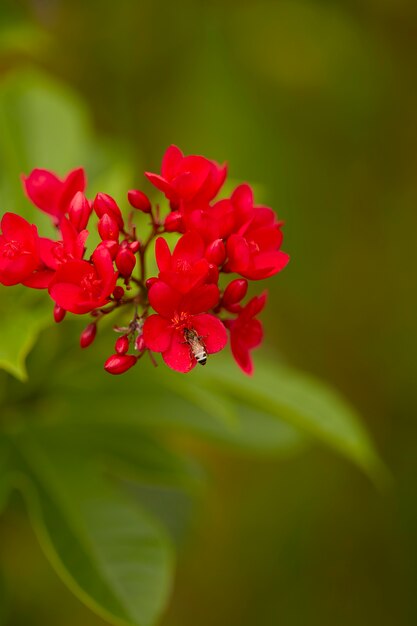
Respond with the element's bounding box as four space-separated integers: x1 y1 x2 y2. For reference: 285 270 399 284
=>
1 0 417 624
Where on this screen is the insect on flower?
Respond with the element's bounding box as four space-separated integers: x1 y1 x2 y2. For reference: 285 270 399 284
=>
183 328 207 366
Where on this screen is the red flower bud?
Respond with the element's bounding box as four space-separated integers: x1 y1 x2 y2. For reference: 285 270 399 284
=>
96 239 119 259
135 335 145 351
207 264 219 284
205 239 226 265
53 304 66 323
98 213 119 241
127 189 152 213
68 191 92 231
93 193 124 228
115 335 129 354
222 279 248 308
129 240 140 254
104 354 137 375
146 276 158 289
164 211 184 233
116 247 136 277
80 323 97 348
112 285 125 300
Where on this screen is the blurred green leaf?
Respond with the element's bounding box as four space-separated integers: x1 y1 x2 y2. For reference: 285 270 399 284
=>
0 568 9 626
7 427 174 626
0 435 11 515
0 286 52 381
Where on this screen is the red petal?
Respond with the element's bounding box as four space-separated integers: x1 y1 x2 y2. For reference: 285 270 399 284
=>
1 213 37 250
161 145 183 178
247 250 290 279
155 237 172 273
192 314 227 354
58 168 86 214
162 330 195 373
49 281 83 313
148 280 181 318
226 234 250 272
181 283 220 314
22 169 62 216
22 269 54 289
145 172 174 198
173 232 204 263
142 315 173 352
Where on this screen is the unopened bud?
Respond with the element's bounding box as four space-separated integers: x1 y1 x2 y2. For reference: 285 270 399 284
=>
207 264 219 284
222 279 248 309
115 335 129 355
116 247 136 277
113 286 125 300
80 323 97 348
129 240 140 254
135 335 145 351
164 211 184 233
146 277 158 289
104 354 137 375
93 193 124 228
127 189 152 213
205 239 226 265
68 191 92 231
97 239 119 259
53 304 66 323
98 213 119 241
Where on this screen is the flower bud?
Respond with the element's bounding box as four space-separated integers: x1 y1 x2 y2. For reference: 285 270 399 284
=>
104 354 137 375
116 247 136 277
222 279 248 308
80 323 97 348
68 191 92 231
207 263 219 284
129 240 140 254
115 335 129 355
98 213 119 241
113 285 125 300
127 189 152 213
164 211 184 233
93 193 124 228
205 239 226 265
96 240 119 260
146 277 158 289
53 304 66 323
135 335 145 351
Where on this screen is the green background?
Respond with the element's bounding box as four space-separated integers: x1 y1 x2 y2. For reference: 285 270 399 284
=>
0 0 416 624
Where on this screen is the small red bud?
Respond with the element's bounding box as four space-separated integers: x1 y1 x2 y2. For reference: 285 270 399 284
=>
93 193 124 228
205 239 226 265
116 247 136 277
127 189 152 213
112 285 125 300
222 279 248 308
80 323 97 348
129 241 140 254
146 276 158 289
164 211 184 233
135 335 145 351
115 335 129 355
97 239 119 259
53 304 66 323
104 354 137 375
68 191 92 231
98 213 119 241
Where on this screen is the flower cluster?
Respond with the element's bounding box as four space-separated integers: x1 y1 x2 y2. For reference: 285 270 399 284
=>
0 146 289 375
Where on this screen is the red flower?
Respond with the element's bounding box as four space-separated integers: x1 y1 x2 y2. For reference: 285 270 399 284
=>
22 167 86 223
143 280 226 372
0 213 41 286
48 247 118 314
155 233 211 294
225 293 267 375
40 217 88 271
146 145 227 206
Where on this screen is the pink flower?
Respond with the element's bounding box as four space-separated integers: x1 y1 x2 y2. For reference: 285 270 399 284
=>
225 293 267 375
0 213 41 286
22 167 86 223
48 247 118 314
143 280 226 372
146 145 227 206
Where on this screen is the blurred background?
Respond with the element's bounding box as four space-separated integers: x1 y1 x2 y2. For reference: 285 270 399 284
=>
0 0 417 624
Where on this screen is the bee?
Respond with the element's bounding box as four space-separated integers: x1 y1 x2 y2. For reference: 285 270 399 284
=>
183 328 207 366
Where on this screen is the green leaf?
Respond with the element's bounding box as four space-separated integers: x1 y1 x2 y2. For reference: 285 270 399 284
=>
7 427 174 626
0 286 52 381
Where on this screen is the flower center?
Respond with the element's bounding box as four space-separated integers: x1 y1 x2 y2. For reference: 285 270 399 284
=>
80 273 102 300
2 240 22 259
171 311 190 329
